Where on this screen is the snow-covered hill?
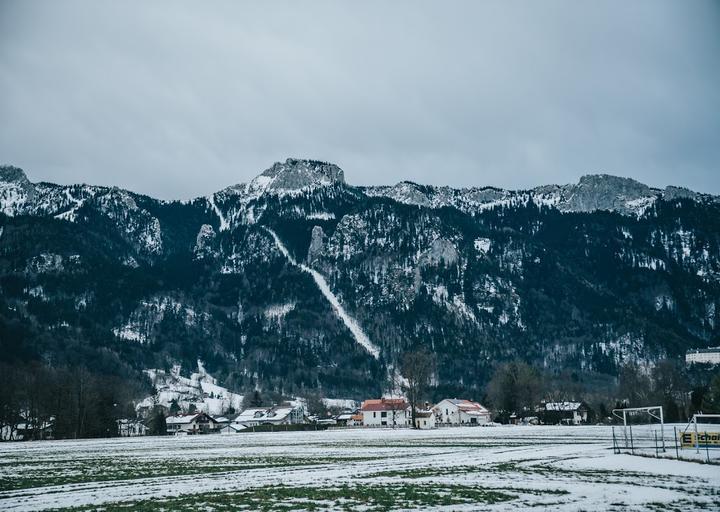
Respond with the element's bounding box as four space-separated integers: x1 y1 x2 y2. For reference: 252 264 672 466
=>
136 361 243 416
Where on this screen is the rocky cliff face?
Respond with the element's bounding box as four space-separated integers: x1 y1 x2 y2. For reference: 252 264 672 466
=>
1 160 718 398
561 174 655 215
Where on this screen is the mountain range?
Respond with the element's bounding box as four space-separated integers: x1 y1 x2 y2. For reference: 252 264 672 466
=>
1 159 718 399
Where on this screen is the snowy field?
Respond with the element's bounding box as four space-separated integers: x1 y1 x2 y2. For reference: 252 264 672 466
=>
1 425 719 511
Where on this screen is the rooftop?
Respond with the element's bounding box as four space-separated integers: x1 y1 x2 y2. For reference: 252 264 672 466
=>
361 398 409 412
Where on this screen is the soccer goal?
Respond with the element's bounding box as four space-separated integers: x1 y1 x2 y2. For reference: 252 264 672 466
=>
612 406 665 455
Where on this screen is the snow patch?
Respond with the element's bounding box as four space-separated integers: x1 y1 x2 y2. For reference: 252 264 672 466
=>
474 237 491 254
113 296 207 344
306 212 335 220
264 302 296 321
322 398 360 410
265 228 380 359
26 253 64 273
207 194 229 231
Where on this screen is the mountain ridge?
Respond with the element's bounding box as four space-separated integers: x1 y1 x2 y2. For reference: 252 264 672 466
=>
1 158 718 399
3 160 715 220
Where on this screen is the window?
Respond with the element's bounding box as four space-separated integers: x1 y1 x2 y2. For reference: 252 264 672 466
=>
373 412 376 418
381 412 387 418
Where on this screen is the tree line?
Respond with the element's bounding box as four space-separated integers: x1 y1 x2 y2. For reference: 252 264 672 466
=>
2 353 719 440
0 361 147 441
485 359 720 423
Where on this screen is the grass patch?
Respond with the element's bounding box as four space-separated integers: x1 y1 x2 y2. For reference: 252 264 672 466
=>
54 483 518 511
0 456 382 492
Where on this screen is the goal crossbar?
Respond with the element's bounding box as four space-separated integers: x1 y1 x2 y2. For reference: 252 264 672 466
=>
612 406 663 423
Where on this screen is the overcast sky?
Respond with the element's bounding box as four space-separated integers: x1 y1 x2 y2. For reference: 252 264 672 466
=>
1 1 718 200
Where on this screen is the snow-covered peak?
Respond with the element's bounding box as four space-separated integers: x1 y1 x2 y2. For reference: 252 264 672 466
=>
0 166 35 215
0 165 30 184
260 158 344 188
561 174 657 215
205 159 346 229
224 158 345 201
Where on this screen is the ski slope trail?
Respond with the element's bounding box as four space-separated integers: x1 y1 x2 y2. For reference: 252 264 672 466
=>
265 227 380 359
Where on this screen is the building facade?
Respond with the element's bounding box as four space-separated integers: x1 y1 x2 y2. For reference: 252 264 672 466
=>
360 398 411 427
686 347 720 365
540 402 588 425
234 404 305 427
413 409 436 429
165 413 220 434
433 399 491 425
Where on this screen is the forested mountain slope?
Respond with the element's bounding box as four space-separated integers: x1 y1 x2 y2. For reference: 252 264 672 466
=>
1 160 718 399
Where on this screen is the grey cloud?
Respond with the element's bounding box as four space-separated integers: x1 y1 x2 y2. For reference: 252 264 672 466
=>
1 0 718 199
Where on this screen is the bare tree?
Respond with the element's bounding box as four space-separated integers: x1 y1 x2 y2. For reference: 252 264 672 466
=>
618 362 652 407
401 349 436 429
0 362 21 440
651 359 690 421
487 361 543 421
383 369 408 428
304 391 328 419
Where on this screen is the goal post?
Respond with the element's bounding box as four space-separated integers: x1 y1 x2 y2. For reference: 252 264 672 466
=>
612 406 665 453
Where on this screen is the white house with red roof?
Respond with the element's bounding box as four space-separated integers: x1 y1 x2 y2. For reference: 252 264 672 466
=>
360 398 411 427
433 399 491 425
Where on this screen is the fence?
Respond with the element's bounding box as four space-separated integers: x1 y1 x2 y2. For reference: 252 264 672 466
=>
240 424 329 433
612 424 720 464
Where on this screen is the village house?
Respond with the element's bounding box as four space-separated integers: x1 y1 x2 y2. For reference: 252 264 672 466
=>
261 404 305 425
213 416 231 426
433 399 491 425
360 398 411 427
235 404 305 427
220 422 246 434
117 418 147 437
539 402 589 425
332 412 364 427
350 412 363 426
165 412 220 434
413 409 436 429
334 413 351 426
234 408 270 427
